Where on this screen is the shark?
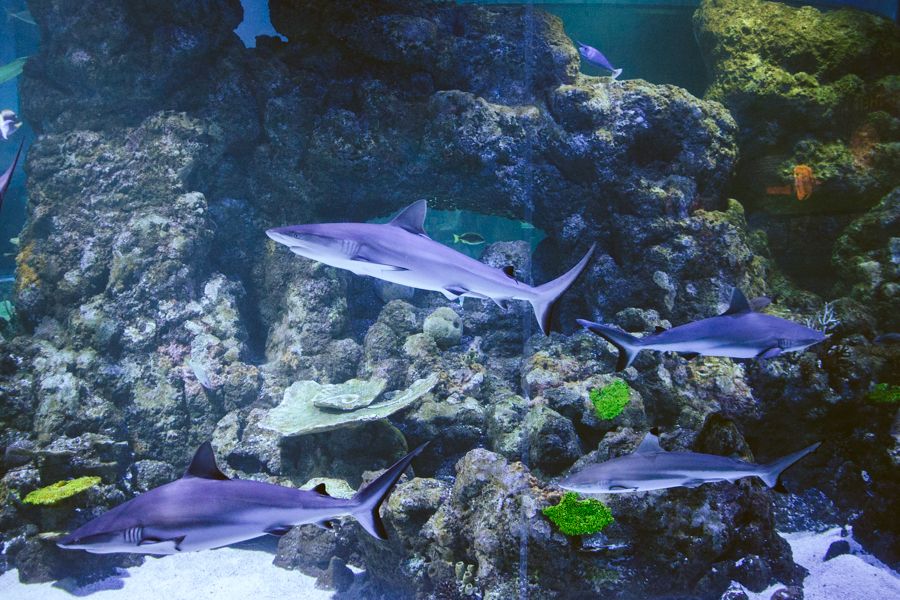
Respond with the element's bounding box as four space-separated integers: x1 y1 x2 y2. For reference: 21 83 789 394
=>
560 431 821 494
56 441 428 554
577 288 826 371
0 140 23 214
266 200 595 335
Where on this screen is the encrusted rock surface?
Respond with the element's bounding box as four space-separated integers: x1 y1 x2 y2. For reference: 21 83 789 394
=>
695 0 900 290
0 0 896 594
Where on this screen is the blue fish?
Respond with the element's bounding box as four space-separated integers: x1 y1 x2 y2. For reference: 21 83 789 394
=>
576 41 622 80
0 141 23 215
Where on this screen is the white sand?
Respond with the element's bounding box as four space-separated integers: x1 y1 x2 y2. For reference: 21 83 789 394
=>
743 527 900 600
2 527 897 599
0 543 334 600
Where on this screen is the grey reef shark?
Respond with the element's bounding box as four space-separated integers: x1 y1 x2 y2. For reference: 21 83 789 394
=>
267 200 595 335
560 431 821 494
575 41 622 80
57 442 428 554
578 288 826 371
0 140 23 214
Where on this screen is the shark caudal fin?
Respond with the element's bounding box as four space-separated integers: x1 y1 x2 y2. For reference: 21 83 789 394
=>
758 442 821 489
610 68 623 80
351 442 429 540
577 320 642 371
530 244 595 335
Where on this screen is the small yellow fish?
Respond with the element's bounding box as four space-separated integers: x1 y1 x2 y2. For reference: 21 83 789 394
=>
453 232 485 245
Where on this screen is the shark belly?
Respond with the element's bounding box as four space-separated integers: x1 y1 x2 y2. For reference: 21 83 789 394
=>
646 338 768 359
316 251 535 304
136 504 352 554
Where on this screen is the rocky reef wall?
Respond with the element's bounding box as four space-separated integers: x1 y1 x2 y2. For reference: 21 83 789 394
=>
695 0 900 307
0 0 896 597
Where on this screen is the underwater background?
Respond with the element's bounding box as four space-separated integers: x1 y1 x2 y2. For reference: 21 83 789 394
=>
0 0 898 598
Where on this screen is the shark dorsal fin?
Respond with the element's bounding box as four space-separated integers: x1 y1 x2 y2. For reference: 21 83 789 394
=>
721 288 752 316
750 296 772 311
634 432 664 454
183 442 229 480
388 200 428 236
312 483 331 496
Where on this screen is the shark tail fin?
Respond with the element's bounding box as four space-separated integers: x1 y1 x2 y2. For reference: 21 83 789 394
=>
758 442 821 489
610 68 623 80
350 442 429 540
576 320 642 371
531 244 595 335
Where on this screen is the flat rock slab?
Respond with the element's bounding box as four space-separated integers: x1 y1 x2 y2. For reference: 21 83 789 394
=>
262 374 439 436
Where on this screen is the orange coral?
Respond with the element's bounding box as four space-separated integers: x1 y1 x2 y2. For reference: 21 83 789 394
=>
792 165 816 201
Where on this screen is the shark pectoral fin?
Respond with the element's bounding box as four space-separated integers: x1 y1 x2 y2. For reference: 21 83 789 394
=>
721 288 752 316
314 520 335 530
350 251 408 272
680 352 700 361
635 432 664 454
442 285 468 300
491 298 511 311
264 525 293 536
138 535 186 552
756 346 782 359
311 483 331 496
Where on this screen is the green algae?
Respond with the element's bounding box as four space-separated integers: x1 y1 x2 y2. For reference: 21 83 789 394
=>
23 476 101 506
542 492 613 536
590 379 631 420
867 383 900 405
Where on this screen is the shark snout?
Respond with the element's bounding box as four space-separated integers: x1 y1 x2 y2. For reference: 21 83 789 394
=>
558 472 599 493
265 227 296 247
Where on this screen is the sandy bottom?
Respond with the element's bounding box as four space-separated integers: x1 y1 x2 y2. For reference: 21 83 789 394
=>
0 541 333 600
745 527 900 600
0 527 897 599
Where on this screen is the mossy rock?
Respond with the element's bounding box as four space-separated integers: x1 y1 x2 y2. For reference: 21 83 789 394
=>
867 383 900 405
23 476 101 506
695 0 900 215
542 492 614 536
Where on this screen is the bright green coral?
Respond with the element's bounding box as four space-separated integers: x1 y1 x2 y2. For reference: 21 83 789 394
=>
590 379 631 420
867 383 900 405
542 492 614 536
23 476 101 506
